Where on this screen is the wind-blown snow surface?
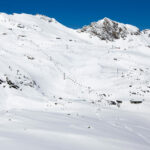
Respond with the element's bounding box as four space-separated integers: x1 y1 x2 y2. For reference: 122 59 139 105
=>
0 13 150 150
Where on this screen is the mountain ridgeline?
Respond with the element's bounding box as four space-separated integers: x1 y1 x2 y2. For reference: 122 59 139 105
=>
79 17 149 41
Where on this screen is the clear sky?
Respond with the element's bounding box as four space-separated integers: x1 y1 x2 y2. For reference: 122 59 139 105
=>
0 0 149 30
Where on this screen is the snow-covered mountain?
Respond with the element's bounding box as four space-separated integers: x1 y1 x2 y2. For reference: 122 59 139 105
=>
79 17 142 41
142 29 150 35
0 13 150 150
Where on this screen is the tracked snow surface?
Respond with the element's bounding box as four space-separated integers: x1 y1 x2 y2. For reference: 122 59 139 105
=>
0 13 150 150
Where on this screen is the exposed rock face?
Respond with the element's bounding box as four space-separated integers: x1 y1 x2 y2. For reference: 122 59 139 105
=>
80 18 140 41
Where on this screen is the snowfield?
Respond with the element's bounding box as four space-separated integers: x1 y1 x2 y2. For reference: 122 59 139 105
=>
0 13 150 150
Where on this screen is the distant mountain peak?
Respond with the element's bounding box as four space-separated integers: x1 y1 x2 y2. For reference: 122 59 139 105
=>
79 18 140 41
101 17 113 22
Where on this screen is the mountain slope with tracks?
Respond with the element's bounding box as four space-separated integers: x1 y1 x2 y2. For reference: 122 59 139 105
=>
0 13 150 150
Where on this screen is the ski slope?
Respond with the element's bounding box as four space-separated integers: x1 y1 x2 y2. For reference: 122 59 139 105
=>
0 13 150 150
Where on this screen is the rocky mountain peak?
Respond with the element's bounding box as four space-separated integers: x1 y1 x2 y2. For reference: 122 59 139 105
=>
80 18 140 41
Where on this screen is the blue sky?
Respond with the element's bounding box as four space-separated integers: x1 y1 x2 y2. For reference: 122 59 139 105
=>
0 0 149 30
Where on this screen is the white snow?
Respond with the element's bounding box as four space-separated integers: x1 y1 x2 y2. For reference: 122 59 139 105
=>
0 13 150 150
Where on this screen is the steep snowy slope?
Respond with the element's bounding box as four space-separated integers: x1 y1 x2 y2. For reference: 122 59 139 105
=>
0 13 150 150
